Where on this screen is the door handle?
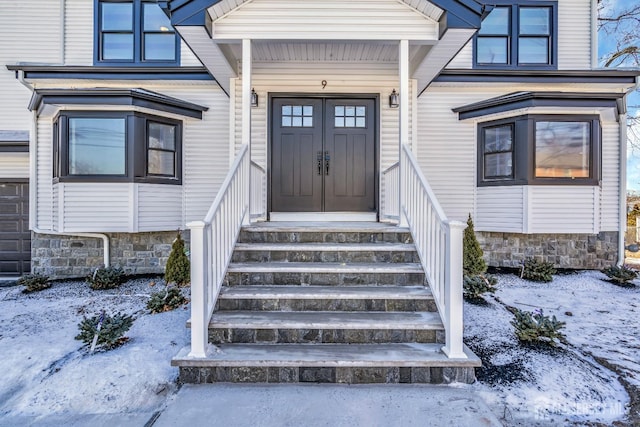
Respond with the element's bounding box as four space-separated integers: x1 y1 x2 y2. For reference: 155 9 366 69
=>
317 151 323 175
325 151 330 175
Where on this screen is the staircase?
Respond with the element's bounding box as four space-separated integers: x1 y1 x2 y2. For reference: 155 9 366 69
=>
172 222 479 384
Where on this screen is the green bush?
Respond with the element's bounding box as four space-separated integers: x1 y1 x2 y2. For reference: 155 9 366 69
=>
75 311 134 351
165 232 190 286
511 308 566 346
601 265 638 286
147 287 188 314
521 258 556 283
18 273 51 293
86 266 126 290
463 214 487 276
463 274 497 299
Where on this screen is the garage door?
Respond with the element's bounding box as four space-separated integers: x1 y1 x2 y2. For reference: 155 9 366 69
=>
0 182 30 277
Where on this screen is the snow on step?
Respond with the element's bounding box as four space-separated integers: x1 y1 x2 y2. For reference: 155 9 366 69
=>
241 222 410 233
172 343 480 367
209 311 443 329
218 285 432 300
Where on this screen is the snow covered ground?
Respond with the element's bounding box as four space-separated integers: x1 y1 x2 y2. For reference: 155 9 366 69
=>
0 271 638 426
466 270 639 426
0 278 189 418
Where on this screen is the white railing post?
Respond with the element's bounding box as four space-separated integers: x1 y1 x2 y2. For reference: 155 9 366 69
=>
187 220 208 358
442 220 467 359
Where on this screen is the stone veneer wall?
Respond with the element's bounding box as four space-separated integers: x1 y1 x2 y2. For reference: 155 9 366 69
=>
477 231 619 270
31 231 188 279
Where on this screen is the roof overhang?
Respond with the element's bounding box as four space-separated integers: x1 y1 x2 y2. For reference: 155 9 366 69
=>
452 91 627 121
28 88 209 119
0 130 29 152
6 65 214 81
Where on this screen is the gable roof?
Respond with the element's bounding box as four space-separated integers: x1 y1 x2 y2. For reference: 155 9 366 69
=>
163 0 486 30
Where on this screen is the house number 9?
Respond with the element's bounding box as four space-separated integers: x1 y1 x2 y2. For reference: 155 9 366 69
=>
321 80 327 89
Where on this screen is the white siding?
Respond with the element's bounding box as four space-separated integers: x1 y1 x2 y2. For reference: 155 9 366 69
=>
36 120 53 230
60 183 131 232
0 0 61 131
180 41 203 66
528 186 598 233
137 184 183 231
557 0 593 69
213 0 438 41
0 153 29 179
446 42 472 69
158 86 230 223
446 0 594 71
476 186 524 233
64 0 93 65
600 122 620 230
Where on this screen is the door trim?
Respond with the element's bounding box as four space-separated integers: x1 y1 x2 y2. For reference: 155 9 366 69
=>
267 93 379 220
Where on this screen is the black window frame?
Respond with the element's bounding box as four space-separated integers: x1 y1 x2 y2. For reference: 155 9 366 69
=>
481 123 515 181
94 0 180 67
477 114 601 187
54 111 182 185
473 0 558 70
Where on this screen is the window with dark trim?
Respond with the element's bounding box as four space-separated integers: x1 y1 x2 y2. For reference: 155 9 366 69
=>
95 0 180 66
474 1 557 69
478 115 600 187
54 111 182 184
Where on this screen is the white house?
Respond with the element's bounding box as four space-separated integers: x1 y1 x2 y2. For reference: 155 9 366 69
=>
1 0 638 383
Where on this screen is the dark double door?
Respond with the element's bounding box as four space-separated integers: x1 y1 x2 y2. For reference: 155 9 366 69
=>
271 97 376 213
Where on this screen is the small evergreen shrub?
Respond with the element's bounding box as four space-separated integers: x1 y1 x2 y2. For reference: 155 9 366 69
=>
18 273 51 293
86 266 126 290
463 274 497 299
463 214 487 276
521 258 556 283
511 308 566 346
147 287 188 314
75 311 134 351
165 232 190 286
601 265 638 286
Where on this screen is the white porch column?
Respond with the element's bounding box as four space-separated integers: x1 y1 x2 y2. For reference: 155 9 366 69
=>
242 39 252 225
187 220 208 358
442 220 468 359
399 39 410 227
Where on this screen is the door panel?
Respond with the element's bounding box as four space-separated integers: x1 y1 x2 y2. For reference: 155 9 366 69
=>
324 99 376 212
271 97 376 213
271 98 323 212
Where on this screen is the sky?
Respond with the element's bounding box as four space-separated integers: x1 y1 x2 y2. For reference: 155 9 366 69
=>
597 0 640 192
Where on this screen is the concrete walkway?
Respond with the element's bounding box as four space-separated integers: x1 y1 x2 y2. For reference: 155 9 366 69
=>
153 383 502 427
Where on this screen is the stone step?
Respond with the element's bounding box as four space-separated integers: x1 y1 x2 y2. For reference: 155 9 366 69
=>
224 262 425 286
238 223 412 244
206 311 443 344
216 285 437 312
231 242 418 263
172 343 480 384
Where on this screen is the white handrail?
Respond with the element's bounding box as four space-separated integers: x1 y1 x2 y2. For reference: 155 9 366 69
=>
187 144 250 358
400 144 467 359
381 162 400 222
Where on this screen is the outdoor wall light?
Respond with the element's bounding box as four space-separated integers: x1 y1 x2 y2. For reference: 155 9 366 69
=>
389 89 399 108
251 88 258 107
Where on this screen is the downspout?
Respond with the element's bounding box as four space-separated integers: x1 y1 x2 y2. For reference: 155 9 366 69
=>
619 76 640 265
16 71 111 268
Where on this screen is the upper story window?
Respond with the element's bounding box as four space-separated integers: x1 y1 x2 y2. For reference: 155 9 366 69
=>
96 0 180 66
474 1 557 69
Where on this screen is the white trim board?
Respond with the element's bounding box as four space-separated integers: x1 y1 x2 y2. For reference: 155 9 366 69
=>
269 212 378 222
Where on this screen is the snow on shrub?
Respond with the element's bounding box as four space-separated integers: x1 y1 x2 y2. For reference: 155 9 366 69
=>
147 286 188 314
75 311 134 351
511 308 565 346
601 265 638 287
521 258 556 283
86 266 126 290
18 273 51 293
463 274 497 300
